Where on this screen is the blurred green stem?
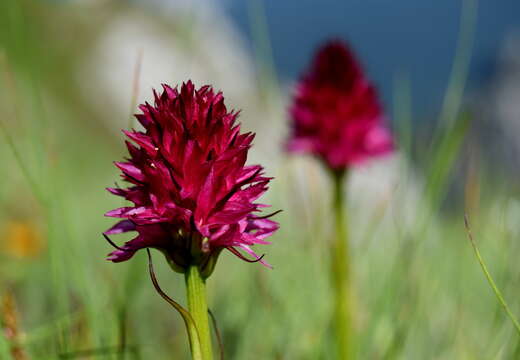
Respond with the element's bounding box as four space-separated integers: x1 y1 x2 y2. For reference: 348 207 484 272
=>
331 170 352 360
185 265 213 360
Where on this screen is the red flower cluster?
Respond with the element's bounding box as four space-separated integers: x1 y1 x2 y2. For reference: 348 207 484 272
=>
287 40 393 172
104 81 278 275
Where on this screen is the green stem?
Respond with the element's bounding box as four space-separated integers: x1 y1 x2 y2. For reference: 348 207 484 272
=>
185 265 213 360
331 171 352 359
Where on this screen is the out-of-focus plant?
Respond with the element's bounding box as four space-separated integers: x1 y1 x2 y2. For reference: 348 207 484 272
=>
286 40 394 359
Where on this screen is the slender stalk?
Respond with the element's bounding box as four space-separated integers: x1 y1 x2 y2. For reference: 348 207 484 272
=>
464 215 520 336
185 265 213 360
330 170 352 359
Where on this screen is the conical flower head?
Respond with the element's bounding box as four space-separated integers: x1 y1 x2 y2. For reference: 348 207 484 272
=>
287 40 394 172
104 81 278 276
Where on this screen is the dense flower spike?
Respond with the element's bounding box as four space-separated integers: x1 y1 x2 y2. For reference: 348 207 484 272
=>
287 40 394 172
104 81 278 275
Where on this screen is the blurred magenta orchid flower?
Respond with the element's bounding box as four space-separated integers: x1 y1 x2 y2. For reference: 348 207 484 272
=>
287 40 393 172
287 40 395 360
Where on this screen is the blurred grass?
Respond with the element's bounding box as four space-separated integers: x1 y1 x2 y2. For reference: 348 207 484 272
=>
1 0 520 359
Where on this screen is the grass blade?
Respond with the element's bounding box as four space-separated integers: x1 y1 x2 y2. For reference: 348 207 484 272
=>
464 214 520 336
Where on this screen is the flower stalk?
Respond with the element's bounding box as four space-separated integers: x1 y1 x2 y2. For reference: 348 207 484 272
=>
185 265 213 360
330 170 352 360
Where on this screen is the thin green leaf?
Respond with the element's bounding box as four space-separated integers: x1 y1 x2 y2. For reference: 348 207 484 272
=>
208 309 224 360
464 214 520 337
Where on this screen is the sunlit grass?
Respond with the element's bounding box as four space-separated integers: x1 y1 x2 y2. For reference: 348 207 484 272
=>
1 0 519 359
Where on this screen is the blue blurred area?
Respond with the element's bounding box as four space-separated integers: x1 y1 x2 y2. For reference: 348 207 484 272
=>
222 0 520 117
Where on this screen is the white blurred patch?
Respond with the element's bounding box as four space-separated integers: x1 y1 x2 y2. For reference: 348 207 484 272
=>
349 153 422 237
77 3 256 130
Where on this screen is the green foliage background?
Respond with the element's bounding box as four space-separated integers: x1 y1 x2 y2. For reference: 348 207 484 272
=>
1 0 519 359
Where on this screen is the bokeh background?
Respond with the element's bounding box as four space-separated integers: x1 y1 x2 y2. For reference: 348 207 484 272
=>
1 0 520 358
